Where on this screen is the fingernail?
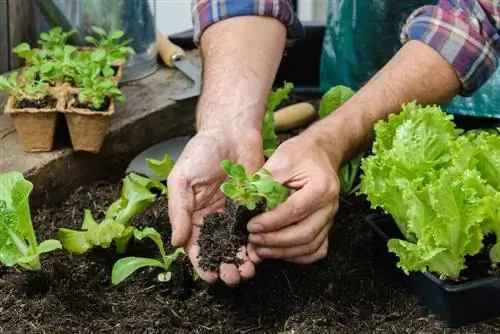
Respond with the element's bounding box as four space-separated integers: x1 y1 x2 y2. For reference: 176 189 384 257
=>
249 234 263 244
247 223 262 233
256 248 271 256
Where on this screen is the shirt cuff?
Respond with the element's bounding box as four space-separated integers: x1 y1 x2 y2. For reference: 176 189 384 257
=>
400 1 499 96
192 0 305 46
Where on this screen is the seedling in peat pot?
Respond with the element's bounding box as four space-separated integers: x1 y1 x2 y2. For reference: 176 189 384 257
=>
0 72 54 109
0 172 61 271
75 75 125 111
37 26 77 54
111 227 186 285
84 26 135 65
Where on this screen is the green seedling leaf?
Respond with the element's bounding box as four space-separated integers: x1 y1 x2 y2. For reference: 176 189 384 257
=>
220 161 290 211
220 182 240 199
0 172 60 270
112 227 186 285
146 155 175 180
220 159 233 175
158 271 172 282
111 30 124 39
262 81 294 157
229 163 246 181
57 228 93 255
319 85 354 118
92 26 107 36
112 257 166 285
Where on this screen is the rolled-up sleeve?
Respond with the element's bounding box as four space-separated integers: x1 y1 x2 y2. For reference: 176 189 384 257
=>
401 0 500 96
191 0 304 45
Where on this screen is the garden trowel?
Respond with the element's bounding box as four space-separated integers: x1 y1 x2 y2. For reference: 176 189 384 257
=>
157 32 201 101
125 102 317 178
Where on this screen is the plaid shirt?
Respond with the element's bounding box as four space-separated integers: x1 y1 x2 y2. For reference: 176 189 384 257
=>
192 0 500 95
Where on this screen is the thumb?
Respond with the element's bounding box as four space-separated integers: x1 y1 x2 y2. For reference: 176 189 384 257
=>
167 175 194 247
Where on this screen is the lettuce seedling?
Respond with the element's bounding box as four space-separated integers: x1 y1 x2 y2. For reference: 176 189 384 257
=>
84 26 135 64
319 85 361 194
37 45 81 85
58 155 174 255
111 227 186 285
0 172 61 270
77 75 125 110
0 72 49 100
262 81 294 157
220 160 290 211
12 43 48 67
38 26 76 52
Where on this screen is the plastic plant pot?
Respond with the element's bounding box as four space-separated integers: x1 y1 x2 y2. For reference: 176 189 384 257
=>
365 213 500 328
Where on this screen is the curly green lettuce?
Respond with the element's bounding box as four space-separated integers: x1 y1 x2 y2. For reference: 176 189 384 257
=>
359 102 500 280
0 172 61 270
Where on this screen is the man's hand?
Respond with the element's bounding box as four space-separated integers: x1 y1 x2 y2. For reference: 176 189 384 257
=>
167 129 263 286
246 134 340 264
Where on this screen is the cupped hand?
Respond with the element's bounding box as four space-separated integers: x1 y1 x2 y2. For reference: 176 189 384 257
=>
167 128 264 286
246 134 340 264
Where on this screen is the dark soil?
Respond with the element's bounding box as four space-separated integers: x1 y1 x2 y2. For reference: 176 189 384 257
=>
2 118 500 333
198 200 264 271
72 94 111 112
1 180 500 333
15 95 57 109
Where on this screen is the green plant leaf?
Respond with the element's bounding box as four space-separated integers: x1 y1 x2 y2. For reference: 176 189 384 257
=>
319 85 354 118
92 26 107 36
157 271 172 282
111 30 124 40
220 181 239 198
220 160 233 174
36 239 62 255
111 257 166 285
57 228 93 254
146 155 175 180
229 163 246 181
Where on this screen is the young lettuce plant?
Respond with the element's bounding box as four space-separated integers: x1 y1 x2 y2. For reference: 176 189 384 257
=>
111 227 186 285
0 172 61 271
0 72 49 101
77 75 125 110
84 26 135 64
319 85 361 195
358 102 496 280
57 155 174 255
219 159 290 211
38 26 76 53
262 81 294 157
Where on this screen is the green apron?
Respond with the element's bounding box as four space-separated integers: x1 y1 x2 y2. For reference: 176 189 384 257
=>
320 0 500 118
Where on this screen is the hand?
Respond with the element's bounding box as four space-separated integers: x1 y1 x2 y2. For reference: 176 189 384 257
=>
246 134 340 264
167 128 264 286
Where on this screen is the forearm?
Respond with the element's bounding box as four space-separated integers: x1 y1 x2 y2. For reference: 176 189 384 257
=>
304 40 461 168
196 16 286 133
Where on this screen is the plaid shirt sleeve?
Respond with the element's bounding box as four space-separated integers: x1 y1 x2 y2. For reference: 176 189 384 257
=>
191 0 304 45
401 0 500 96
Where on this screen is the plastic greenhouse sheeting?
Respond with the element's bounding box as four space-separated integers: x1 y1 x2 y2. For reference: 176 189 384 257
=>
320 0 500 118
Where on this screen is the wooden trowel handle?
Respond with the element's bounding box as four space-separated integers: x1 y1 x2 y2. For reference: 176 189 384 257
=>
274 102 317 131
156 31 186 68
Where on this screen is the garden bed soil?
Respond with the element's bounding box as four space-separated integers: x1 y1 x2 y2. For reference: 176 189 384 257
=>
2 181 500 333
